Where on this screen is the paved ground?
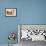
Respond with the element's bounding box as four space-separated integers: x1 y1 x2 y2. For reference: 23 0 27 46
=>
19 39 46 46
0 40 46 46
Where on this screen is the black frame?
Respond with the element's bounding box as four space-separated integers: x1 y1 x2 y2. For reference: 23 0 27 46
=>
5 8 17 17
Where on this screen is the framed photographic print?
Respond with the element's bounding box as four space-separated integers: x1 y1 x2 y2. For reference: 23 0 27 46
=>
18 24 46 42
5 8 17 16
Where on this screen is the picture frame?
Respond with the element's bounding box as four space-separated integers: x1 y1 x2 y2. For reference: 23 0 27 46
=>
18 24 46 42
5 8 17 16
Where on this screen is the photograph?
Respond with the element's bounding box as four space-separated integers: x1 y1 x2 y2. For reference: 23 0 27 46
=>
18 24 46 46
5 8 17 16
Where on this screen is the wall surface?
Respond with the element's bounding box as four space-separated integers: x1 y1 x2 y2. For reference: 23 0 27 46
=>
0 0 46 44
